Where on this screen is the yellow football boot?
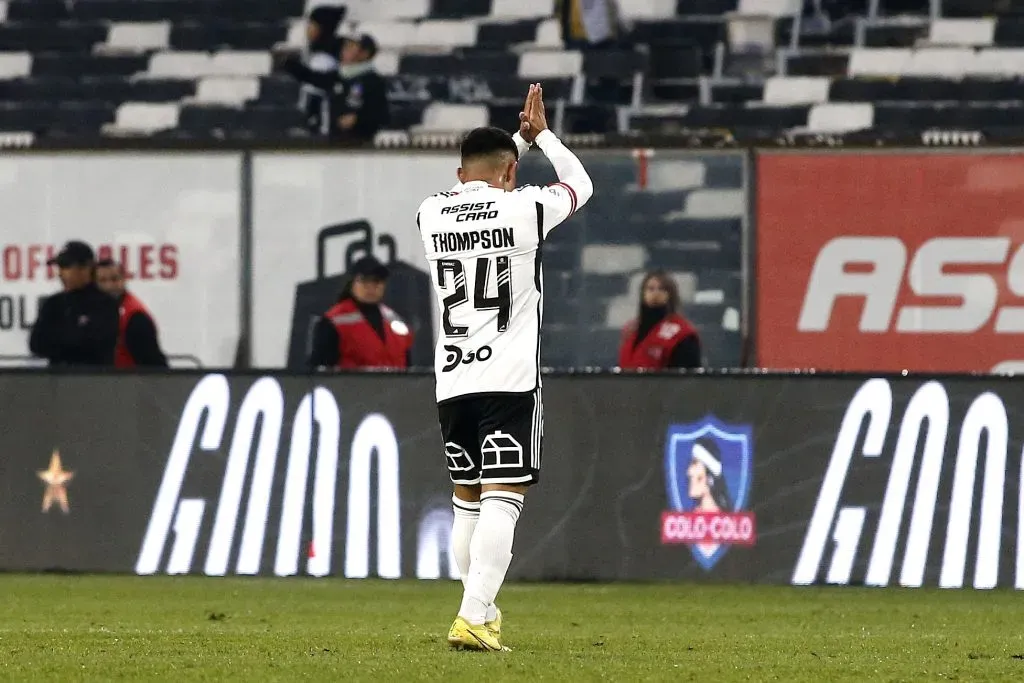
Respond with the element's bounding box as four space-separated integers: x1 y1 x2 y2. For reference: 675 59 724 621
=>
485 605 502 638
447 616 508 651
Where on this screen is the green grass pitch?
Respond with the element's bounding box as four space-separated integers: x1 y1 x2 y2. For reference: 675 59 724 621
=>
1 575 1022 681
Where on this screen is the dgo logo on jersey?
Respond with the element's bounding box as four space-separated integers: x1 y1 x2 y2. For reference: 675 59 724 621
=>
661 417 757 570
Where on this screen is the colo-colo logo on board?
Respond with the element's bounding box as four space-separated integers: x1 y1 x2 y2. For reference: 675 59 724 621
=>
794 378 1024 590
136 374 458 580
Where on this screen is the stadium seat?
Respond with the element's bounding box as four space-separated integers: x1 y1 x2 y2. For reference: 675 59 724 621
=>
209 51 272 77
414 102 489 132
193 77 260 106
927 18 995 47
490 0 555 20
763 76 830 106
618 0 678 21
518 50 583 78
146 51 212 79
99 22 171 54
0 53 32 80
106 102 180 134
412 20 479 48
806 102 874 133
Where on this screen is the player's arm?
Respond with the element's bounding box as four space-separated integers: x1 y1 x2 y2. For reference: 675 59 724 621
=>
518 84 593 235
532 129 593 235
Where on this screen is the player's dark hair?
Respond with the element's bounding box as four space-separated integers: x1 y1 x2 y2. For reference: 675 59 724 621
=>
96 258 117 269
638 269 681 314
460 127 519 165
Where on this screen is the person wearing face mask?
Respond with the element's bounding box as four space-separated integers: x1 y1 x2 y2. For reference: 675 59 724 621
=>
307 256 413 370
618 269 702 370
29 241 119 367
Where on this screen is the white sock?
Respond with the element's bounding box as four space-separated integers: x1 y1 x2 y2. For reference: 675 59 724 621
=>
458 491 523 626
451 495 479 585
452 496 499 624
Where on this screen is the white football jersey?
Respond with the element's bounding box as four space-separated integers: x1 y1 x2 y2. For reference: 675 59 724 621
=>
417 130 593 403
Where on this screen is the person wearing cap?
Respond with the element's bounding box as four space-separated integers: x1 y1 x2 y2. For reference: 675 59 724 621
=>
29 241 119 367
95 259 168 368
280 32 390 141
308 256 413 370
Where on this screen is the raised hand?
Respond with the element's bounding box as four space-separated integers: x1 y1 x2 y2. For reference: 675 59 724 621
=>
518 83 548 143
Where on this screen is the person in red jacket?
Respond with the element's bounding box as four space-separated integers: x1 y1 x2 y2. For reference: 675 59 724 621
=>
618 270 702 370
95 258 168 368
308 256 414 369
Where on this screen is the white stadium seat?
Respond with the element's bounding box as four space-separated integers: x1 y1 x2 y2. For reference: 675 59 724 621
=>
412 20 478 48
373 50 400 77
928 18 995 47
107 102 180 135
146 51 211 79
582 245 646 275
210 51 272 77
490 0 555 20
847 48 912 77
0 52 32 80
415 103 489 132
969 48 1024 76
193 77 260 106
763 76 830 106
100 22 171 54
684 190 745 219
342 0 430 20
355 21 416 50
534 19 563 47
736 0 801 17
904 48 974 77
617 0 677 21
518 50 583 78
807 103 874 133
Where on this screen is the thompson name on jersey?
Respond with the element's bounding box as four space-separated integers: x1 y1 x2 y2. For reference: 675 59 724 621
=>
417 129 593 403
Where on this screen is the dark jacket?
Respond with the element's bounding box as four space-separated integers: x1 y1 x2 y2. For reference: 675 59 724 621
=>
29 282 120 366
282 57 390 140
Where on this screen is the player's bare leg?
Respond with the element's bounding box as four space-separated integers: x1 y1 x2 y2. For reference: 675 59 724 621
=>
451 483 501 633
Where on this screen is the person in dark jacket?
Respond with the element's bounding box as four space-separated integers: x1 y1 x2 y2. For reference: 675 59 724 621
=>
29 241 119 367
298 5 346 133
281 33 390 141
95 259 168 368
618 270 702 370
308 256 413 369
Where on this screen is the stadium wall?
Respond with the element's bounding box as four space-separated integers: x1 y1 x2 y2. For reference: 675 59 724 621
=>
4 370 1022 589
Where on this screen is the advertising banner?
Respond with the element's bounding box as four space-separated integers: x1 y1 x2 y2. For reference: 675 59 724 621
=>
757 150 1024 373
2 371 1022 589
0 153 242 367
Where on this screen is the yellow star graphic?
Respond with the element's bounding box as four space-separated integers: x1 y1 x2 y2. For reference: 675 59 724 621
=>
38 450 73 514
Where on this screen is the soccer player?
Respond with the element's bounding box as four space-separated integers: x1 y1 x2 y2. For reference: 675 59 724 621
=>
416 84 593 651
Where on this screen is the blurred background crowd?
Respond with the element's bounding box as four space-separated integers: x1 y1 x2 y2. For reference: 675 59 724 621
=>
2 0 1015 373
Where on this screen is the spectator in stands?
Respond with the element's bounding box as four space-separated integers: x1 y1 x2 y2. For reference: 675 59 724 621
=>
279 33 390 141
618 270 702 371
29 241 119 367
557 0 622 49
298 5 346 135
95 259 168 368
308 256 413 370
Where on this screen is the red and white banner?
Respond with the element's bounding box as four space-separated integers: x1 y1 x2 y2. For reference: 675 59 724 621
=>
757 151 1024 373
0 154 241 367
